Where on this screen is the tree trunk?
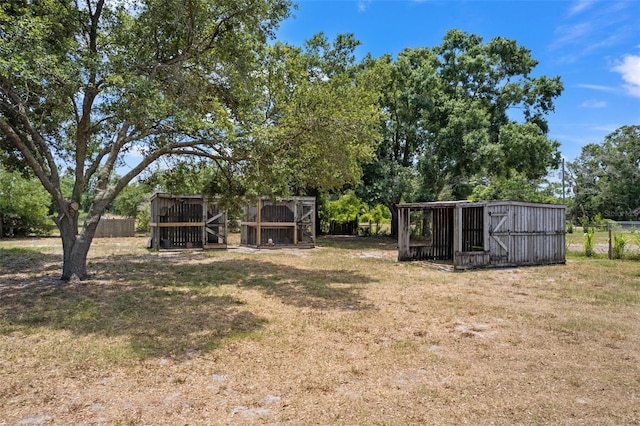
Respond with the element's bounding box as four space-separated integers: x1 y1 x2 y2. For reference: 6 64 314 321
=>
389 204 399 238
60 228 93 281
57 203 100 281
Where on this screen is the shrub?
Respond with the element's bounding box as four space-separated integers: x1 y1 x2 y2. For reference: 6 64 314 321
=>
0 167 51 236
580 215 590 233
612 233 627 259
584 229 595 257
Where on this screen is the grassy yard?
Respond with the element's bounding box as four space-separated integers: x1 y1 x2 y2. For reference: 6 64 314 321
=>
1 235 639 425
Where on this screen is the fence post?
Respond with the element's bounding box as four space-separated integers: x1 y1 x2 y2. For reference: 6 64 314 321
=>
608 223 612 260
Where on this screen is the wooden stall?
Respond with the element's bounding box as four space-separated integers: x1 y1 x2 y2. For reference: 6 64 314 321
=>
397 200 566 269
240 197 315 248
149 193 227 250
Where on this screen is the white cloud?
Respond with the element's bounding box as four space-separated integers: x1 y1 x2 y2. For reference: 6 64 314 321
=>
579 100 607 108
612 54 640 97
591 124 622 133
568 0 596 17
553 22 592 48
576 84 616 93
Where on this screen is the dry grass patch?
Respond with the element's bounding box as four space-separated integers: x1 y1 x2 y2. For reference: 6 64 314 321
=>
1 236 639 425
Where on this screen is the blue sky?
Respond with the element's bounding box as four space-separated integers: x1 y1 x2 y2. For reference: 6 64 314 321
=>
276 0 640 162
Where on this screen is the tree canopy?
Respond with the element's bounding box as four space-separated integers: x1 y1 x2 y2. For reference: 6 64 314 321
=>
357 30 563 233
0 0 386 280
568 125 640 221
0 0 295 279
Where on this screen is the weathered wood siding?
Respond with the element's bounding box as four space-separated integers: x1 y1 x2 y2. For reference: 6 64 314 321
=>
149 193 227 250
240 197 315 248
398 200 566 269
94 218 135 238
486 201 565 267
397 204 454 261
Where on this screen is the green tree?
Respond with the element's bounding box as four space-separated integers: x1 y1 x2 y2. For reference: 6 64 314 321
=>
569 125 640 221
358 30 562 235
0 0 292 280
0 166 51 237
469 169 561 204
327 191 366 223
110 181 153 219
228 33 384 199
360 203 391 235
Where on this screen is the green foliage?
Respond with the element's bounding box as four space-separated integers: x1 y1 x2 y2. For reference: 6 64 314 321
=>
584 229 595 257
360 204 391 235
566 221 574 234
0 166 51 236
569 125 640 221
580 215 590 233
110 182 153 219
611 233 627 260
238 33 384 197
326 192 366 224
320 192 391 236
469 169 561 203
0 0 295 279
136 203 151 234
358 29 562 229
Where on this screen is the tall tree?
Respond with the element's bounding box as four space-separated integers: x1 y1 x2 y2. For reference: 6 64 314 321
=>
358 30 563 234
0 0 292 280
569 125 640 220
221 33 384 199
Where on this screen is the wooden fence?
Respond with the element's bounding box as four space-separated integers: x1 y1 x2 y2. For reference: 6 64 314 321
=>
94 218 135 238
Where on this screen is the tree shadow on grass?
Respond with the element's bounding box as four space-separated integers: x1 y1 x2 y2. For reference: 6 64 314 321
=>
0 247 61 284
316 235 397 251
0 249 376 360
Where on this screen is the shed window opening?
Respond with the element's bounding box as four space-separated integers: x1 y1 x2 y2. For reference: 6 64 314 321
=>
409 210 433 243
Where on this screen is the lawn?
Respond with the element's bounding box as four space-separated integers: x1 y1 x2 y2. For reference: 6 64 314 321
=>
1 235 639 425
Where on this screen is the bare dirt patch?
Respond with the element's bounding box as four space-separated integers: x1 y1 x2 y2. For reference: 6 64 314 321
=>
1 236 639 425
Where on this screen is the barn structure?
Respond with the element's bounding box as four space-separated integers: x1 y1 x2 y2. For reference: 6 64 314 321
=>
149 193 227 250
240 197 315 248
397 200 566 269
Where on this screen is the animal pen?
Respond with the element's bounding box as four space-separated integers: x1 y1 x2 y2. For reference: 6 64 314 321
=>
240 197 316 248
397 200 566 269
149 193 227 250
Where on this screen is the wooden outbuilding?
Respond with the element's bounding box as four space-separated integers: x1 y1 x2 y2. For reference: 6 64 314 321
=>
240 197 315 248
397 200 566 269
149 193 227 250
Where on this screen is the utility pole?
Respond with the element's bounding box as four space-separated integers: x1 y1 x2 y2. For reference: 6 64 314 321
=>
562 157 566 204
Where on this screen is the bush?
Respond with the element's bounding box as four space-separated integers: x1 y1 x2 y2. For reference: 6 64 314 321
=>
584 229 595 257
611 233 627 259
580 215 590 233
0 167 51 236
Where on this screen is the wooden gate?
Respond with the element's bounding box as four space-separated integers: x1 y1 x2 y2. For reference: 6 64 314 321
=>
204 203 227 249
488 205 510 264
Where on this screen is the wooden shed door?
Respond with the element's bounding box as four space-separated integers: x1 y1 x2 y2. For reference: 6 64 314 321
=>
204 204 225 247
488 207 510 263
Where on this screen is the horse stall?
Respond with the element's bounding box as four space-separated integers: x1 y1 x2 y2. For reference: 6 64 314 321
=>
240 197 315 248
149 193 227 250
397 200 566 269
